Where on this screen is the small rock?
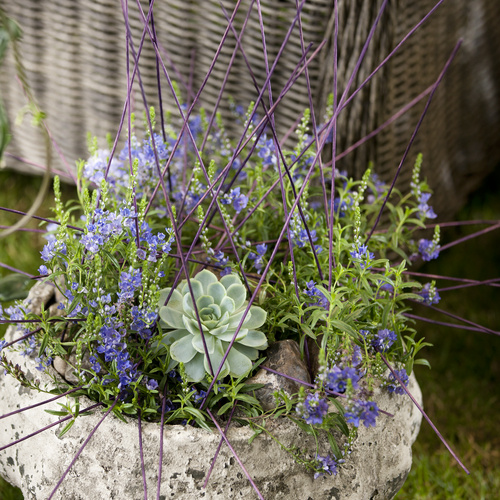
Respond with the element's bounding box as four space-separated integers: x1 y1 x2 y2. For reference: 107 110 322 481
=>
247 340 311 411
53 356 67 377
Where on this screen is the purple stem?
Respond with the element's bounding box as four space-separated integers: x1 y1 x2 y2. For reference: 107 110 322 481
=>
0 403 102 453
138 410 148 500
327 0 340 290
4 153 72 180
400 269 500 289
338 0 445 117
437 278 500 292
377 350 470 474
439 222 500 253
0 386 83 421
0 226 46 233
203 403 237 489
0 327 41 348
156 389 168 500
365 39 463 243
405 312 498 334
0 207 83 232
410 301 499 336
336 84 433 162
206 408 265 500
0 261 35 277
47 398 119 500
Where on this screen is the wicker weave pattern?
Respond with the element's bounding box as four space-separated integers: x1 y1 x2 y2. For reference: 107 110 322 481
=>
1 0 499 218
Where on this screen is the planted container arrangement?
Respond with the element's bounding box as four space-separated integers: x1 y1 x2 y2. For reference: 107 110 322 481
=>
0 1 494 499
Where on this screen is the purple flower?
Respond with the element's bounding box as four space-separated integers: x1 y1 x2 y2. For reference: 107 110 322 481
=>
146 378 159 391
419 282 441 305
345 399 379 428
257 136 277 168
296 392 329 425
249 243 267 274
0 340 8 353
418 239 440 261
314 454 338 479
350 244 375 268
193 388 207 403
372 329 397 352
386 368 410 395
89 355 101 374
323 365 360 393
38 265 49 275
118 268 142 302
304 281 329 310
40 240 57 262
417 193 437 219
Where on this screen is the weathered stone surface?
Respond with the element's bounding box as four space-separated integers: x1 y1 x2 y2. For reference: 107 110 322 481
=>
0 283 423 499
247 339 311 411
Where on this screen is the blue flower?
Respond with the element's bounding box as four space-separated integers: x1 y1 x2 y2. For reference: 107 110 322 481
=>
40 240 57 262
296 392 329 425
386 368 410 395
118 268 142 302
372 329 397 352
304 281 329 309
89 355 101 374
249 243 267 273
417 193 437 219
418 239 440 261
146 378 159 391
0 340 8 353
350 244 375 268
314 454 338 479
35 354 52 372
257 136 277 169
419 282 441 305
323 365 360 393
193 388 207 403
38 265 49 275
345 399 379 428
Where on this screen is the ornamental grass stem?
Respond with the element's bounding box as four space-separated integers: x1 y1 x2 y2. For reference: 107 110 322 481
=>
156 389 168 500
365 38 463 244
410 301 500 336
377 351 470 474
203 403 237 489
0 386 83 421
0 402 102 453
206 408 265 500
47 399 118 500
137 410 148 500
405 313 499 334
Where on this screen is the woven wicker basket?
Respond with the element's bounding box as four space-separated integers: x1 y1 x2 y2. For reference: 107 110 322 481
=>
1 0 499 219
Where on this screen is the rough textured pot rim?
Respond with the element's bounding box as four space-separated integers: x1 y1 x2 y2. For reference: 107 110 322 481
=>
0 283 423 500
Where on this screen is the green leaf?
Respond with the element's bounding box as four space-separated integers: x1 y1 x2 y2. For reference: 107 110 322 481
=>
217 401 234 416
289 416 316 435
243 306 267 329
58 419 76 438
327 432 342 458
413 358 431 369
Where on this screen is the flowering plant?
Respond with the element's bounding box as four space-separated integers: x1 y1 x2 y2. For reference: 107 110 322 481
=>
1 101 440 479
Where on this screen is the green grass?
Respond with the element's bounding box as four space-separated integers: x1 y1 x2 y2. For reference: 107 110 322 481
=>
0 169 499 499
396 167 500 499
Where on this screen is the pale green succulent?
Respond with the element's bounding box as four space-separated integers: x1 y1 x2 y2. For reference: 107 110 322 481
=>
157 269 268 382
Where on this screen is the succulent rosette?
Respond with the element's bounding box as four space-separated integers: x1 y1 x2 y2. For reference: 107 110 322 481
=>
157 270 268 382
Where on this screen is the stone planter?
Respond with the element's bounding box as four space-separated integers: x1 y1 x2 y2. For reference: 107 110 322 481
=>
0 283 423 499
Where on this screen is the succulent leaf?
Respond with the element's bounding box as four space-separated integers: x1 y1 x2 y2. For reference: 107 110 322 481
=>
158 270 268 382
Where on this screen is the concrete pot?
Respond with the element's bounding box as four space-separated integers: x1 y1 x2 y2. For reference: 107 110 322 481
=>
0 283 423 499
